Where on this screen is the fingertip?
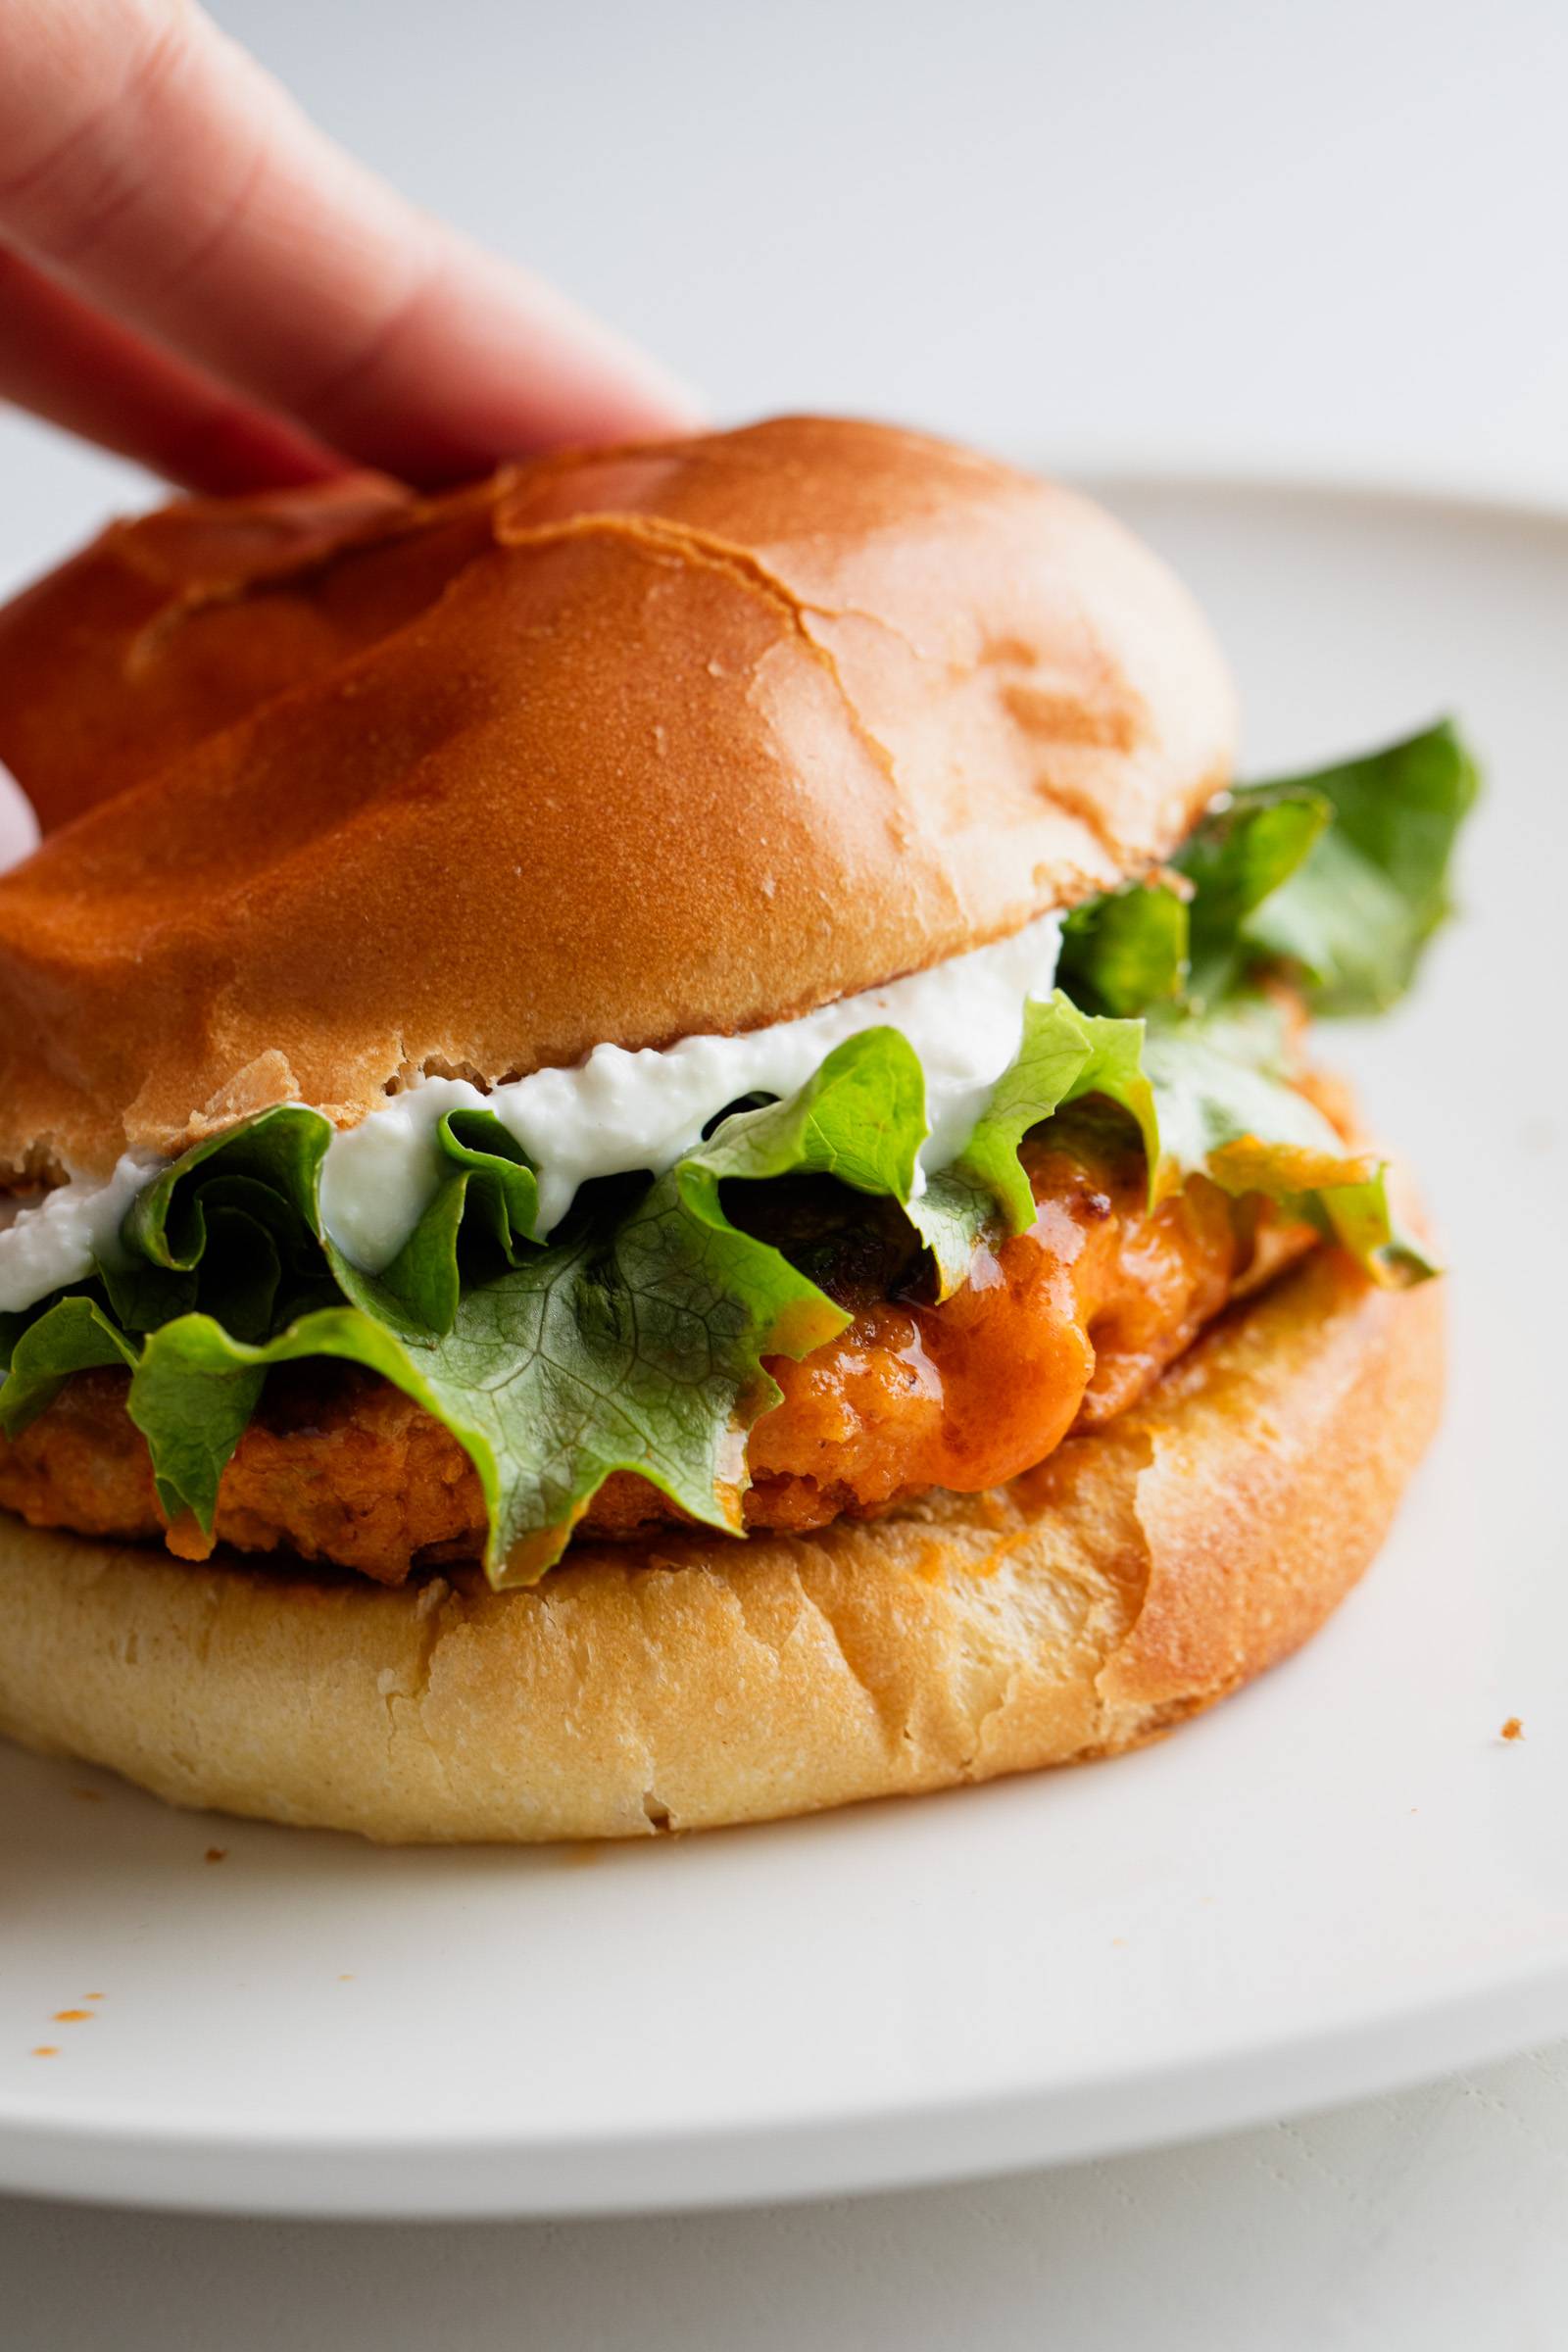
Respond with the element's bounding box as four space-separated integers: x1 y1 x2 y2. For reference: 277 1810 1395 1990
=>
286 235 708 484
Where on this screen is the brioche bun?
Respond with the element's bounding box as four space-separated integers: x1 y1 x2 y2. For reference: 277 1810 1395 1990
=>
0 416 1235 1181
0 1248 1442 1842
0 419 1442 1845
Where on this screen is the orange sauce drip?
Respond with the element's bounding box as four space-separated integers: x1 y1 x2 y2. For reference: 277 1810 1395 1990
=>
749 1139 1244 1528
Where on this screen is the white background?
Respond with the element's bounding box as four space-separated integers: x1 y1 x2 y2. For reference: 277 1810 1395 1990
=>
5 1 1568 2342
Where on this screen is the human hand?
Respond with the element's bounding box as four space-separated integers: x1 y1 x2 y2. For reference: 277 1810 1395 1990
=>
0 0 699 494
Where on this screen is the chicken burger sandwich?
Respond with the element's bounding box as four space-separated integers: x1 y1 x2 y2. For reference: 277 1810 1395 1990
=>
0 417 1474 1838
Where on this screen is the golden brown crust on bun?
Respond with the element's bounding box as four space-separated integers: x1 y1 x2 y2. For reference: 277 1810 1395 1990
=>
0 416 1235 1179
0 1250 1442 1842
0 472 414 836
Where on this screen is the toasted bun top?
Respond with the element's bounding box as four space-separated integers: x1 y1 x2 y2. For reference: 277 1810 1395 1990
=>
0 416 1235 1179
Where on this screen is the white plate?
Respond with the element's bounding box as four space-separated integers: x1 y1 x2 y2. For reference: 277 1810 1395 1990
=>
1 476 1564 2220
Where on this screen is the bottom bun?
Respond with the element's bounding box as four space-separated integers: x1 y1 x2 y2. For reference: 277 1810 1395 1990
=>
0 1250 1443 1842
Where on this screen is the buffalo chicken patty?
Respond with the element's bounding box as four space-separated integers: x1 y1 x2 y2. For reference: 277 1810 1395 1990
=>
0 1115 1315 1583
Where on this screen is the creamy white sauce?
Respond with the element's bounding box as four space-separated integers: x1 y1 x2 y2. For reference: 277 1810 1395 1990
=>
0 912 1064 1307
320 911 1066 1267
0 1152 162 1314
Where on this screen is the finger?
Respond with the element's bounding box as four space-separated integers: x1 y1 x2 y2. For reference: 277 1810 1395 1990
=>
0 0 701 484
0 246 345 492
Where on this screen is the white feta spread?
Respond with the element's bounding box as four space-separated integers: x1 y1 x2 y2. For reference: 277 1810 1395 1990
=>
0 912 1065 1305
0 1152 163 1314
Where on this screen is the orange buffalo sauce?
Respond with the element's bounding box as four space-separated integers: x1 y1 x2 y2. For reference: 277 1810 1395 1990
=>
745 1131 1302 1534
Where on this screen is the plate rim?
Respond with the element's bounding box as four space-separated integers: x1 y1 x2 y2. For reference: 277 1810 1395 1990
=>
3 1932 1568 2219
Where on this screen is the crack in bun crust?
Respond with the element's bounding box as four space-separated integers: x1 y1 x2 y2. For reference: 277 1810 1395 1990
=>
0 1250 1444 1842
